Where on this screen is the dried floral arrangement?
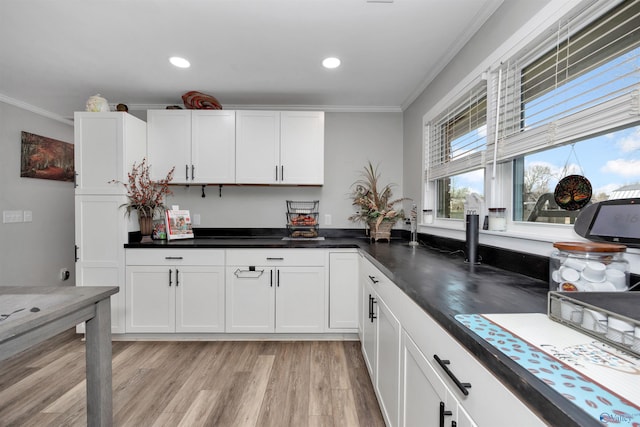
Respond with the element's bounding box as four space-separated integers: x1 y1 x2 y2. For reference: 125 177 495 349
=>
110 158 175 218
348 161 409 230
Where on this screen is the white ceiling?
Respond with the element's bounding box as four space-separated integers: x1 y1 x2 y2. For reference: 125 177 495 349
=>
0 0 503 120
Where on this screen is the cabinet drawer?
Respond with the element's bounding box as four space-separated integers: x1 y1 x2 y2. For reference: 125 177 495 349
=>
226 249 325 266
126 249 225 266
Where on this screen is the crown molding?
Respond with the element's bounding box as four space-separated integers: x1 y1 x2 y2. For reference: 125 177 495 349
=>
0 93 73 125
126 103 403 113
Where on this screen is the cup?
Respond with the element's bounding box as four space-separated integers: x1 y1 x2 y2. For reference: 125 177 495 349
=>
583 281 616 292
560 300 583 323
582 309 607 333
582 262 606 282
606 317 634 345
605 268 627 290
563 257 586 271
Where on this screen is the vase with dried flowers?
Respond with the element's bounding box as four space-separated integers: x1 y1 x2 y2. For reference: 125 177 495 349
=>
348 161 410 242
110 158 175 242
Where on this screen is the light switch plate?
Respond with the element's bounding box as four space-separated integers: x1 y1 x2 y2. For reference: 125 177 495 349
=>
3 210 23 223
23 210 33 222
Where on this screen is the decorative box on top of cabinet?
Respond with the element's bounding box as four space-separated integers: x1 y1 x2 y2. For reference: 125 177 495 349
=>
235 110 324 185
146 109 236 184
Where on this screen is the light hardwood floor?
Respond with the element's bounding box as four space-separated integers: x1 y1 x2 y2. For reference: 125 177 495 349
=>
0 330 385 427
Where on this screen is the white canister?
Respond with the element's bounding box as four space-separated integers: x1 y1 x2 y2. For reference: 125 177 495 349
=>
549 242 629 292
86 94 110 112
488 208 507 231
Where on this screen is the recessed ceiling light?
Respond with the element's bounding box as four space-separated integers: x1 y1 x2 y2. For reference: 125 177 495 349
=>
169 56 191 68
322 57 341 69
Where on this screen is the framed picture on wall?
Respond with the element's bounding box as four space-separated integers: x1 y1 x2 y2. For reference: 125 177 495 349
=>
20 131 74 182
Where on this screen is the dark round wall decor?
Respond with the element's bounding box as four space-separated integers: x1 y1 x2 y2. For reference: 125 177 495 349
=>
554 174 593 211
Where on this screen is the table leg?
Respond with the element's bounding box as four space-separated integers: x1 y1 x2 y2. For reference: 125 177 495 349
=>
85 297 113 426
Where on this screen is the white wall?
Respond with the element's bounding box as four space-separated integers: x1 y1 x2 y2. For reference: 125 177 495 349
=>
165 112 404 230
0 101 75 286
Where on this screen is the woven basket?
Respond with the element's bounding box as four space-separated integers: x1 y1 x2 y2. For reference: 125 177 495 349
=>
368 220 393 242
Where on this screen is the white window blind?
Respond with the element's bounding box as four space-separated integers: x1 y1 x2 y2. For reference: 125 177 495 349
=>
494 0 640 161
426 82 487 180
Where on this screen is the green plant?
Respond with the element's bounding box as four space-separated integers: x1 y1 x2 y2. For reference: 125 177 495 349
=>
110 158 175 218
348 161 409 230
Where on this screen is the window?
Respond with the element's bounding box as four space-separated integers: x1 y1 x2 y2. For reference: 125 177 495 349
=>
436 169 485 219
513 124 640 224
425 81 487 218
497 0 640 224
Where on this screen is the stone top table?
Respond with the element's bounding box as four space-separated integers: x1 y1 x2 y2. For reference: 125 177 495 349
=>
0 285 118 427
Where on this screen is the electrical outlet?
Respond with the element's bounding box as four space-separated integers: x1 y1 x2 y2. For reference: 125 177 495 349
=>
325 214 332 225
23 210 33 222
192 214 201 226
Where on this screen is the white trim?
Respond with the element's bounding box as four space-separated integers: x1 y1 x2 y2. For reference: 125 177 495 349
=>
128 103 403 113
0 93 73 126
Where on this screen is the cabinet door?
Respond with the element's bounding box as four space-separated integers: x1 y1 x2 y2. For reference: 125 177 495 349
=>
75 195 129 333
361 280 377 378
401 331 449 427
329 252 359 329
126 266 175 333
275 267 325 333
280 111 324 185
74 112 146 195
235 110 280 184
225 267 275 332
191 110 236 183
175 266 225 332
376 296 401 427
147 110 192 183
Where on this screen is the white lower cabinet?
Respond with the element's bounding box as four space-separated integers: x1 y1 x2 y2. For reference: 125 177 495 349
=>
225 250 326 333
328 251 359 330
125 250 225 333
75 195 131 334
225 266 325 333
401 330 476 427
360 262 401 427
359 257 544 427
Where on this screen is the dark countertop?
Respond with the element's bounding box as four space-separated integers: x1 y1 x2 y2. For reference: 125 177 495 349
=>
125 235 597 426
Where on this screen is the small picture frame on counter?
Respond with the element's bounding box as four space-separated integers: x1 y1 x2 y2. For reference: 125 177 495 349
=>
165 209 194 240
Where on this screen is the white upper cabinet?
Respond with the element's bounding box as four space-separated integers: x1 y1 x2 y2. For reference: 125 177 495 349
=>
280 111 324 185
147 110 191 183
74 112 146 195
147 109 236 184
235 110 280 184
236 110 324 185
191 110 236 183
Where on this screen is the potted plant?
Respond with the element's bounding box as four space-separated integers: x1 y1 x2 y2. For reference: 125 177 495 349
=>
348 161 409 242
110 158 175 242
